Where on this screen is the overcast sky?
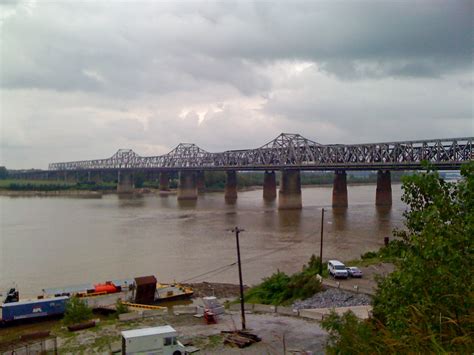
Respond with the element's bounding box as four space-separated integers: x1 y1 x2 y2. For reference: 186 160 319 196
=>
1 0 472 169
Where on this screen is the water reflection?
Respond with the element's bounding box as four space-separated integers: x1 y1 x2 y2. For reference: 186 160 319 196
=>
263 199 277 208
224 198 237 205
158 194 172 208
331 207 348 231
117 193 145 207
261 210 277 232
224 210 238 226
278 209 302 231
376 205 394 236
177 199 197 209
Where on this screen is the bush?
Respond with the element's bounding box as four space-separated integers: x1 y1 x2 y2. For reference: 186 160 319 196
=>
360 251 378 260
244 255 323 305
115 299 129 316
360 239 408 262
322 310 382 354
245 271 291 305
63 297 93 325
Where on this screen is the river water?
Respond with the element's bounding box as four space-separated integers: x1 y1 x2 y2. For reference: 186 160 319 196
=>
0 184 405 296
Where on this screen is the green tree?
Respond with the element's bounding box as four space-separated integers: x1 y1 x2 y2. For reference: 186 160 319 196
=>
322 163 474 353
134 172 145 188
205 171 226 189
63 297 93 325
115 298 129 316
0 167 8 179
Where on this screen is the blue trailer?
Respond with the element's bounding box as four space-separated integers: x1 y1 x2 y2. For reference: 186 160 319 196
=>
0 296 68 323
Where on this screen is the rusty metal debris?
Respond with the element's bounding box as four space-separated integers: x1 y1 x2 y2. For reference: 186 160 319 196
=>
222 330 261 348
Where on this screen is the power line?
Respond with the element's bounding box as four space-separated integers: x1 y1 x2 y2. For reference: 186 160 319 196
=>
181 262 236 283
180 234 313 283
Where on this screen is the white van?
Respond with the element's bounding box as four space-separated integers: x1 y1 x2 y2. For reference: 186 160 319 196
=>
328 260 349 279
121 325 188 355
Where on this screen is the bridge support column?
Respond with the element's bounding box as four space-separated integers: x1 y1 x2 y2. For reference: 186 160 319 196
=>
117 171 134 193
263 171 277 200
376 170 392 206
225 170 238 201
332 170 348 207
178 171 198 200
278 170 302 210
159 172 170 191
197 171 206 192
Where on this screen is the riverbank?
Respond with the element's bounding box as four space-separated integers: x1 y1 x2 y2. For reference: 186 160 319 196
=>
0 252 395 353
0 180 400 196
0 279 381 353
0 190 105 197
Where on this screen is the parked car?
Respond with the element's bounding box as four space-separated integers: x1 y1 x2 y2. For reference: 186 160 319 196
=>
327 260 349 279
346 266 363 278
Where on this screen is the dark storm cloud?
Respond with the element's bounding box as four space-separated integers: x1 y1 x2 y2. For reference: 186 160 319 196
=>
1 1 472 94
1 1 472 169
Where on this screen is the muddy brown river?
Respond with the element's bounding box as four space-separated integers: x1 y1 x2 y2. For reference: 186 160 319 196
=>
0 184 405 296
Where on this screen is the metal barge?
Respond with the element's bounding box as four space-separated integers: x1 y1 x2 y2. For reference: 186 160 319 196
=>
0 288 68 323
1 275 193 324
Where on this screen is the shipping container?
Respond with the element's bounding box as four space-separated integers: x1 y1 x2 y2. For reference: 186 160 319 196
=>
0 296 68 322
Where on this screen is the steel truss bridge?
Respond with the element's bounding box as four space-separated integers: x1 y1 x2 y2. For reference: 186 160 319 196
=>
49 133 473 172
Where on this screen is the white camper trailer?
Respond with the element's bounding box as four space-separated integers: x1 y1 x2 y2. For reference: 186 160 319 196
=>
121 325 187 355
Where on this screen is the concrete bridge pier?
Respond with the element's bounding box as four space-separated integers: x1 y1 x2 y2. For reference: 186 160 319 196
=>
263 170 277 200
178 171 198 200
197 171 206 192
278 170 302 210
159 172 170 191
117 171 134 193
332 170 348 207
376 170 392 206
225 170 238 201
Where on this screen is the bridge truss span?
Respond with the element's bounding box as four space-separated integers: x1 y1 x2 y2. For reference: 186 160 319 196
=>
48 134 473 171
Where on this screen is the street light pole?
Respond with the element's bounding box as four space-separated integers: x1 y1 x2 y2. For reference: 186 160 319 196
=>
319 208 324 275
231 226 246 330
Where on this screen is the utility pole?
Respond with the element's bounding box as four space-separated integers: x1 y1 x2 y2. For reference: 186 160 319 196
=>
231 226 246 330
319 208 324 275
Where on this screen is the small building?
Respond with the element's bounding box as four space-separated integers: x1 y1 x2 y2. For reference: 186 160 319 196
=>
134 275 157 304
121 325 187 355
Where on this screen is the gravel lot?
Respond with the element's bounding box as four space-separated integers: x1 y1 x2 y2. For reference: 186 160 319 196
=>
293 288 372 310
178 312 328 354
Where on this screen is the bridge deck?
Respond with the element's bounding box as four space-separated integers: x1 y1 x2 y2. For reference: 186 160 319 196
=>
46 134 473 172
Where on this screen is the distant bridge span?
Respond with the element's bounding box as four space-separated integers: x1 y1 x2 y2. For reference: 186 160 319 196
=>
49 133 473 172
14 133 473 209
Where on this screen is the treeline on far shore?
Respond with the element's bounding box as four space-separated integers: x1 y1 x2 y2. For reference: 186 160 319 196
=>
1 180 117 192
0 170 412 192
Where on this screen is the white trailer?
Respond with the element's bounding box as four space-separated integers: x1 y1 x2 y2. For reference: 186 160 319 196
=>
121 325 187 355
